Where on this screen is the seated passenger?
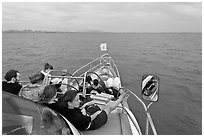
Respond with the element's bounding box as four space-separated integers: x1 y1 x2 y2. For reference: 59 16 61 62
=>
19 83 44 102
49 70 70 93
84 76 92 94
60 77 73 94
58 88 128 131
86 75 93 86
103 77 121 98
2 69 22 95
112 77 121 90
106 77 113 88
29 63 53 84
40 63 54 77
86 79 103 94
38 84 64 112
106 77 120 89
51 78 68 94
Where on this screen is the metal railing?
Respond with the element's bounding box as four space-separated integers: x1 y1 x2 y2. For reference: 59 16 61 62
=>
126 88 158 135
72 54 120 78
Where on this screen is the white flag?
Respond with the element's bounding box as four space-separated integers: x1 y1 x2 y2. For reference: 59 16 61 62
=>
100 43 107 51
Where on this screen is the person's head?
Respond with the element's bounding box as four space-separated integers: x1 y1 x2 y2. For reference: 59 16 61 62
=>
39 85 58 104
29 73 45 84
93 79 99 86
61 90 80 109
44 63 53 72
4 69 21 83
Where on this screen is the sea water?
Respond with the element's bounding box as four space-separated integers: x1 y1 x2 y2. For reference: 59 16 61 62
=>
2 32 202 135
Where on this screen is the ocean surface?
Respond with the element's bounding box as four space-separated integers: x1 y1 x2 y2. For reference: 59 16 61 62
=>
2 32 202 135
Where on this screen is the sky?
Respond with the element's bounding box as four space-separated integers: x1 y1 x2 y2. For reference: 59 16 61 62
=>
2 2 202 32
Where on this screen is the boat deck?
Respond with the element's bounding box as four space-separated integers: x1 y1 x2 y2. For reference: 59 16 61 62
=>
82 112 132 135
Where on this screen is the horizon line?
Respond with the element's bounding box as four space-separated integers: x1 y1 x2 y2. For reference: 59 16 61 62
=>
2 29 202 33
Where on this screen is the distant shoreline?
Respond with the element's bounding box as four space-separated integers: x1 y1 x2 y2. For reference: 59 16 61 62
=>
2 30 201 34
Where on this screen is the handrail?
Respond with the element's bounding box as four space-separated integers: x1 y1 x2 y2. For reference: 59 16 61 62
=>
72 54 110 76
48 76 84 79
83 72 88 97
72 55 103 76
123 106 142 134
94 102 142 135
125 88 157 135
78 63 101 77
110 56 120 79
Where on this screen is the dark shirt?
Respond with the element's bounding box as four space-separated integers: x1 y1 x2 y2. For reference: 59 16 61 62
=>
43 102 65 113
59 107 91 131
2 81 22 95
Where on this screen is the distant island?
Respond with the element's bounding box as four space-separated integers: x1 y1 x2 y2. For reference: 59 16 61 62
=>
2 29 104 33
3 30 68 33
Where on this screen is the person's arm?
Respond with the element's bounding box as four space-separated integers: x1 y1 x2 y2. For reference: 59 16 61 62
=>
103 88 128 115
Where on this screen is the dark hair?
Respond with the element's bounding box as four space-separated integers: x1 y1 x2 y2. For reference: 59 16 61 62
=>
61 90 78 104
4 69 19 81
29 72 45 84
39 85 57 104
93 79 99 86
44 63 53 71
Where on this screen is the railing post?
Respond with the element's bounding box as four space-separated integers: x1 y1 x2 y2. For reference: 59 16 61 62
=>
146 115 149 135
83 72 87 97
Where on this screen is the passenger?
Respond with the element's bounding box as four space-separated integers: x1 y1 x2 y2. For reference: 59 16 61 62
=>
29 63 53 84
2 69 22 95
19 83 44 102
102 77 121 98
87 79 103 94
38 84 64 113
58 88 128 131
112 77 121 90
85 76 92 94
106 77 113 88
41 63 54 76
86 75 93 86
50 70 69 93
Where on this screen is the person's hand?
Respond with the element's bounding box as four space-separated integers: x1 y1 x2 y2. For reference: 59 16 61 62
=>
123 93 129 102
119 87 128 97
